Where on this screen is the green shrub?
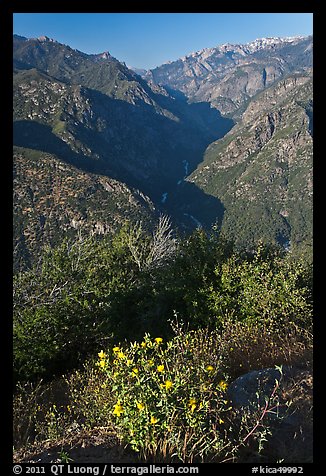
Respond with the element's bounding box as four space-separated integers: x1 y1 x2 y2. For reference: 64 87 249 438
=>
13 231 133 381
96 332 233 462
13 223 312 384
202 244 312 330
13 217 177 382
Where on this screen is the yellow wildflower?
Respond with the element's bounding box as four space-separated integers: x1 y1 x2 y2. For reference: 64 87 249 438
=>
148 359 154 366
219 418 225 424
150 415 159 425
141 341 147 348
157 364 165 373
188 398 197 413
162 380 173 390
113 401 124 417
112 346 120 353
136 402 145 411
206 365 214 372
132 368 139 375
218 380 228 391
98 359 106 369
117 351 125 359
98 350 107 359
155 337 163 344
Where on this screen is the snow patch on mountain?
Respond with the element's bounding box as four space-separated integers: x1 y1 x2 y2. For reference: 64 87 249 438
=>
245 36 306 53
178 36 308 64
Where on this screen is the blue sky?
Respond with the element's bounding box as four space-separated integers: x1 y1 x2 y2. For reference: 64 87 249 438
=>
13 13 313 70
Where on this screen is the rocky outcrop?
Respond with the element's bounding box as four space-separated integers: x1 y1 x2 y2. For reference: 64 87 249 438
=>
13 149 157 271
227 366 313 462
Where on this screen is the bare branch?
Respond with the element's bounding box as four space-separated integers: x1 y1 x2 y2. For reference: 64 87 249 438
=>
146 214 177 270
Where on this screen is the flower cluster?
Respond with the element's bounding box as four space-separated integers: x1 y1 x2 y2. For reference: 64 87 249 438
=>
96 350 107 370
95 333 232 458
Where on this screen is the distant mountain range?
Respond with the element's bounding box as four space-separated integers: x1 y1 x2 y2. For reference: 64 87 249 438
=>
13 34 313 270
145 35 312 116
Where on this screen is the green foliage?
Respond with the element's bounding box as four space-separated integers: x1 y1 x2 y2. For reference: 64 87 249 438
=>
149 228 234 328
13 217 176 382
13 230 135 381
60 329 300 463
201 244 312 330
13 222 312 384
14 316 312 461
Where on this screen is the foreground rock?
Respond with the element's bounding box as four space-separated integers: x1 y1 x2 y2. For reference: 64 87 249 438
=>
227 366 313 462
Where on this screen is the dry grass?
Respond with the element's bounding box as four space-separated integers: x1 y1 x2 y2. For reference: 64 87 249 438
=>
13 319 313 463
219 319 313 379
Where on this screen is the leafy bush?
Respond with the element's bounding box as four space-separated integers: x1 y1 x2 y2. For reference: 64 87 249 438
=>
13 222 312 384
89 329 304 463
148 233 312 333
13 217 177 382
201 244 312 330
13 230 135 381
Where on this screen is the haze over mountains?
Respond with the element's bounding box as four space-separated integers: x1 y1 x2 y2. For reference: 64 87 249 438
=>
13 34 313 270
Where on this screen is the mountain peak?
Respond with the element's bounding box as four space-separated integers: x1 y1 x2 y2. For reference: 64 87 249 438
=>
36 35 58 43
98 51 113 60
88 50 120 63
13 34 28 41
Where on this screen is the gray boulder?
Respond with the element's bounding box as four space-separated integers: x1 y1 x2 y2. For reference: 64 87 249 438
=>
227 366 313 462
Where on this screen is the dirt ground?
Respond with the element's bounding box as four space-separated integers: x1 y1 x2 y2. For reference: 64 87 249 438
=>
13 427 139 464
